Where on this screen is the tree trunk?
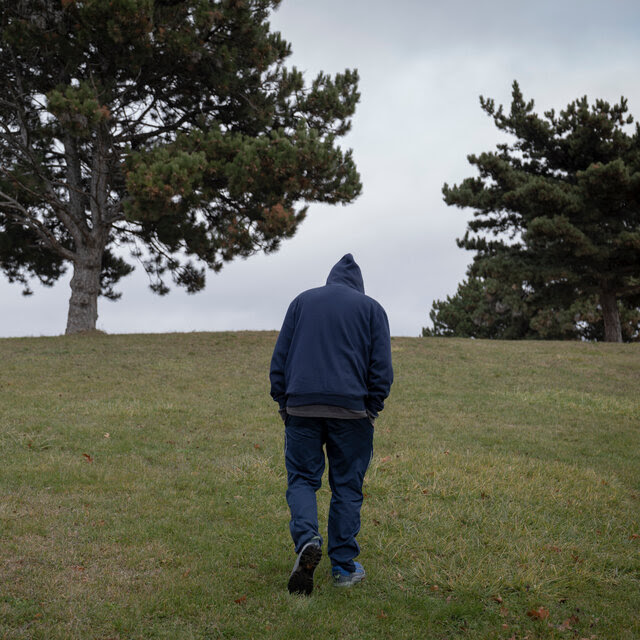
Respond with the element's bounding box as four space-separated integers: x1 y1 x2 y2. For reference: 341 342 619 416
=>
599 289 622 343
65 250 102 334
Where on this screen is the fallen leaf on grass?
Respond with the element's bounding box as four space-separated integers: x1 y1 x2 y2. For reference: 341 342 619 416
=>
559 615 579 630
377 610 387 619
379 455 392 464
629 533 639 540
234 595 247 604
82 453 93 463
527 606 550 620
182 569 191 578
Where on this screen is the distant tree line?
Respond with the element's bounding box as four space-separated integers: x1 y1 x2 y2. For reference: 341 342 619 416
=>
426 82 640 342
423 273 640 341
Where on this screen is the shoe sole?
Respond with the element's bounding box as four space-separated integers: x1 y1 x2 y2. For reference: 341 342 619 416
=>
288 545 322 595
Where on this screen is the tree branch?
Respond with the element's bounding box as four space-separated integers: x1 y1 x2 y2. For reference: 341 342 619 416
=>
115 107 193 147
3 53 90 247
0 159 89 248
0 188 76 262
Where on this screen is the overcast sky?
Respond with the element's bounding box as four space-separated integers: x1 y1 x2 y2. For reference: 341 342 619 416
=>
2 0 640 338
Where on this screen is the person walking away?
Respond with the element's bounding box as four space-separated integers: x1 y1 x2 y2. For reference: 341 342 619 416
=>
269 254 393 595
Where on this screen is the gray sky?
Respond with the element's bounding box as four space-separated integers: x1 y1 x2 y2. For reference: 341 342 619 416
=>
2 0 640 337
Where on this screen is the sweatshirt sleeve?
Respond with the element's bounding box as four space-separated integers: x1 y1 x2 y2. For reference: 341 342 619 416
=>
269 298 297 410
365 303 394 418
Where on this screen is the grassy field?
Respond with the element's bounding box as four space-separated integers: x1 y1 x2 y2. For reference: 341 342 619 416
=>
0 331 638 640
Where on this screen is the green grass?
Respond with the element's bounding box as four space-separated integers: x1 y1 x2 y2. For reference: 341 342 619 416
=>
0 332 638 639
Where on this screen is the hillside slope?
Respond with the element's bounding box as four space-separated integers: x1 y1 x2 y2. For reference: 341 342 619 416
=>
1 332 638 639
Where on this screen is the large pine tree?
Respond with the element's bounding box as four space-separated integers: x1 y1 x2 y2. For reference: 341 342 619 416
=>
0 0 361 333
442 82 640 342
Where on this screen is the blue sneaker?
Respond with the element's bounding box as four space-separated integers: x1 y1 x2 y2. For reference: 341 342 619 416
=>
332 561 365 587
288 539 322 595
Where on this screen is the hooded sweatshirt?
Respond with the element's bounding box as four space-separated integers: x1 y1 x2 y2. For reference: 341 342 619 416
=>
269 254 393 418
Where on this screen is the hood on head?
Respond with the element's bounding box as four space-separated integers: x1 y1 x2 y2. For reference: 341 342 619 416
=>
326 253 364 293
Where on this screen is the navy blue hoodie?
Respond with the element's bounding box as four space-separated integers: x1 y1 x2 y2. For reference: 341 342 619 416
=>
270 254 393 418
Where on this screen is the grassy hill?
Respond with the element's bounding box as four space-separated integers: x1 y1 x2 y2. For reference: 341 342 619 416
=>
1 332 638 639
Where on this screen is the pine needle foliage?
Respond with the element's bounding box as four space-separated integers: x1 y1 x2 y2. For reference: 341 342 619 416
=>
0 0 361 332
441 82 640 342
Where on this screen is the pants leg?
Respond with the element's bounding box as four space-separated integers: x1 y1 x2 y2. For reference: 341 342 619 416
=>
284 415 326 553
325 417 374 572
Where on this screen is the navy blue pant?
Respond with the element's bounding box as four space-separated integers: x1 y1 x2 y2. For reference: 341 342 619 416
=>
284 415 373 573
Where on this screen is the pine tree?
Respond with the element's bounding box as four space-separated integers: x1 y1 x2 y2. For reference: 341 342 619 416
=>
423 265 640 341
0 0 361 333
422 272 531 339
442 81 640 342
